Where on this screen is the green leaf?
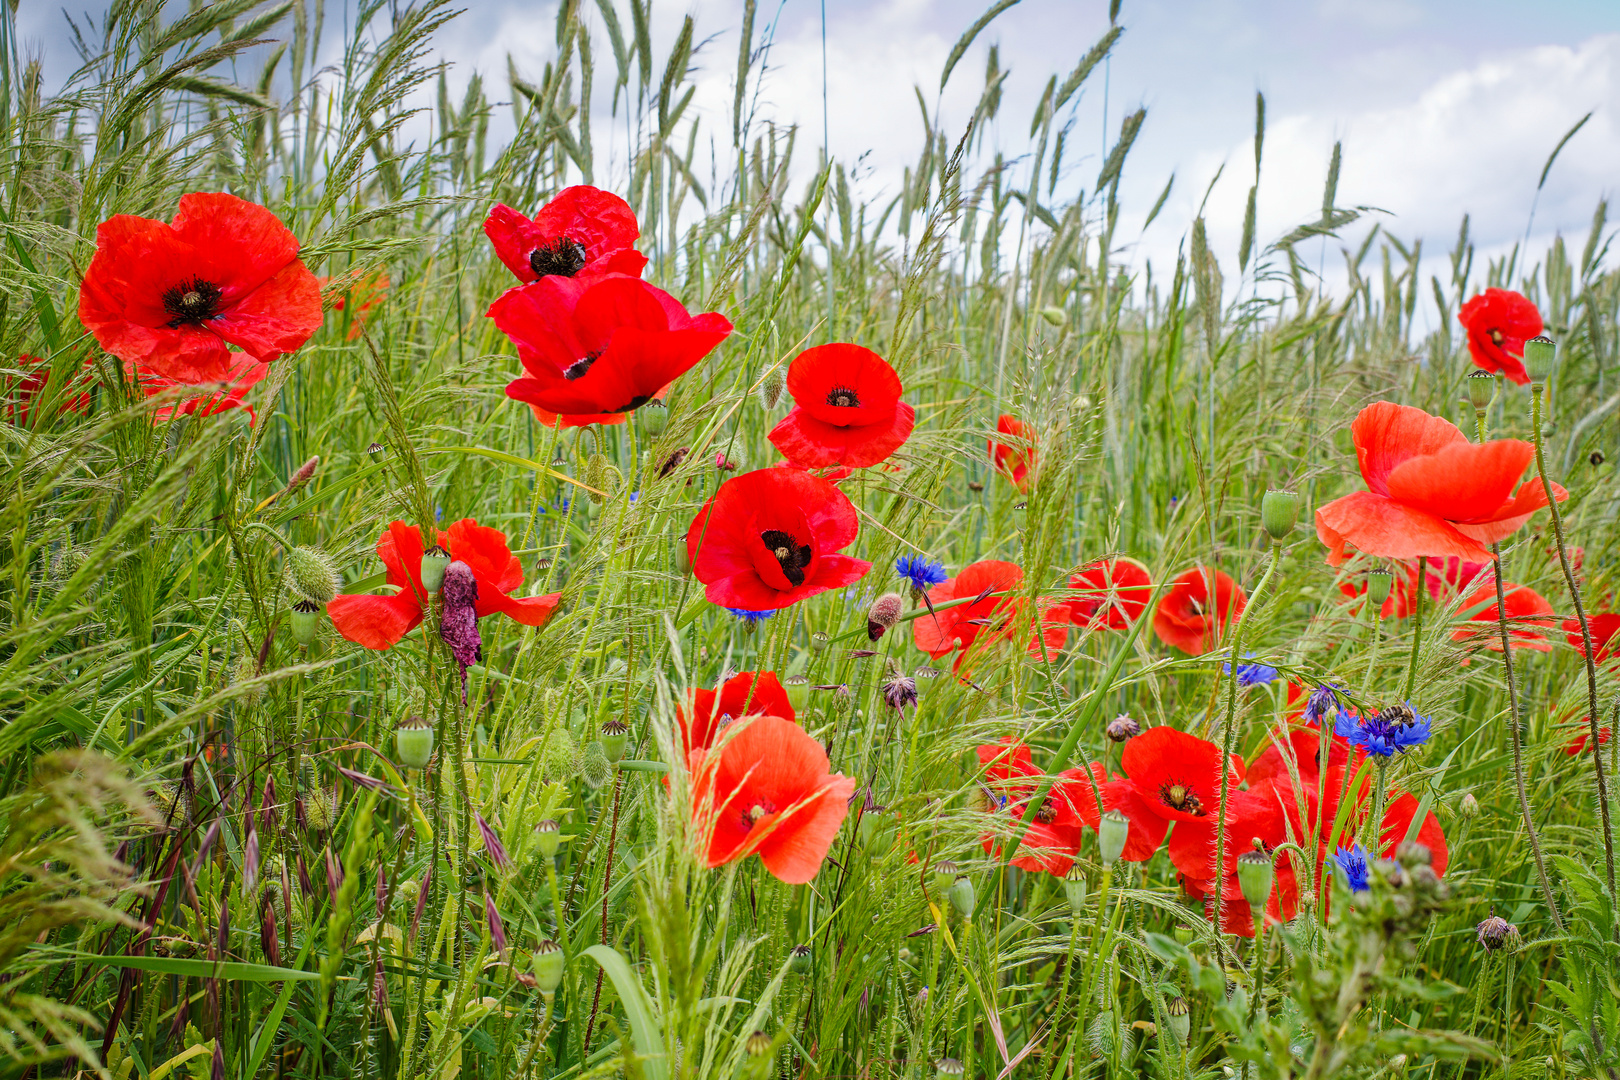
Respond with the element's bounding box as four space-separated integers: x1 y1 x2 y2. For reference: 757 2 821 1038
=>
49 953 320 982
582 944 667 1080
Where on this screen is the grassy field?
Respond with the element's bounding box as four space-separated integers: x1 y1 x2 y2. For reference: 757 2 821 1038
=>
2 1 1619 1078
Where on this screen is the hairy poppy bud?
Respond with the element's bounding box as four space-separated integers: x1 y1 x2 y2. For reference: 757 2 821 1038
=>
784 674 810 711
745 1031 774 1058
1466 370 1496 411
948 874 975 917
1063 865 1088 918
367 441 387 462
532 939 564 993
286 546 340 604
1365 568 1394 607
1236 846 1274 908
534 819 561 859
585 452 613 504
789 943 813 973
289 599 323 646
1098 810 1130 865
1476 915 1520 952
1260 489 1300 541
580 741 613 790
638 398 670 435
866 592 905 641
1105 715 1140 743
599 720 629 763
394 715 435 770
1164 997 1190 1044
420 544 452 593
759 369 786 410
1523 335 1556 383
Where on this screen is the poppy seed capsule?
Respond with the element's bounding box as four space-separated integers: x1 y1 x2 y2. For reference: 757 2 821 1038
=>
1098 810 1130 866
532 939 564 993
936 1058 965 1079
745 1031 774 1058
932 860 959 890
367 441 387 462
1236 846 1275 908
811 631 831 652
534 819 561 859
1365 568 1394 607
289 600 323 646
638 398 669 435
599 720 629 762
789 943 813 973
394 715 435 770
1105 714 1140 743
948 874 975 917
419 544 452 593
1040 306 1067 326
1164 997 1190 1044
1260 489 1301 541
866 592 905 641
1523 334 1557 383
784 674 810 711
1476 915 1520 952
1063 865 1088 917
1466 370 1497 411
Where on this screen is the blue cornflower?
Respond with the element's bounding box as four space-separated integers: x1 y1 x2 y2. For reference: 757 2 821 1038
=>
1334 844 1371 892
1302 683 1340 726
1335 703 1432 757
1222 656 1279 686
726 607 776 628
896 554 948 593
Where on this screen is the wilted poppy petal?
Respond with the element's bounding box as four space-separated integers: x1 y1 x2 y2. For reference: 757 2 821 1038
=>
328 591 424 650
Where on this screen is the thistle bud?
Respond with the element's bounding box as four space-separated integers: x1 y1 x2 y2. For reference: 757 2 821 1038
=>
1260 489 1301 541
1063 865 1088 918
1523 335 1556 383
789 943 813 974
1457 792 1480 821
1365 568 1394 607
784 674 810 711
1098 810 1130 866
289 599 323 646
1466 370 1496 411
534 819 561 859
394 715 435 770
866 592 905 641
532 939 564 993
419 544 452 594
948 874 975 917
580 740 613 790
759 370 786 410
1236 846 1275 908
1105 714 1140 743
745 1031 774 1058
638 398 670 435
367 441 387 462
286 546 341 604
1164 997 1190 1044
1476 915 1520 952
599 720 629 763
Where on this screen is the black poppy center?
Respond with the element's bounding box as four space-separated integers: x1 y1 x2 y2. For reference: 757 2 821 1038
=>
826 385 861 408
760 528 813 587
564 351 602 381
1159 781 1202 815
529 237 588 279
163 278 224 327
1187 598 1205 617
1489 328 1505 346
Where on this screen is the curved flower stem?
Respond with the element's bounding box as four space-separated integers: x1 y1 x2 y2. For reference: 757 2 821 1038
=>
1364 758 1388 853
1402 556 1427 703
1531 382 1617 901
1043 898 1086 1080
1212 539 1281 954
1475 405 1565 929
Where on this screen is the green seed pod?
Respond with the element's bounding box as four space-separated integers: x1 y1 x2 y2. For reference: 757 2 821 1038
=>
1365 568 1394 607
304 786 337 838
367 441 387 462
784 674 810 712
540 727 579 781
585 452 612 505
395 715 435 770
1523 335 1557 383
1260 489 1301 541
745 1031 774 1058
1063 866 1088 918
810 631 831 652
932 859 959 892
789 943 813 974
948 874 975 917
1466 370 1496 411
289 600 323 646
935 1059 965 1080
1039 306 1067 326
599 720 629 763
858 806 896 856
638 398 670 435
674 536 692 575
1164 996 1190 1044
534 819 561 859
580 740 613 790
1236 846 1275 908
1098 810 1130 866
286 546 340 604
420 545 452 593
532 939 564 993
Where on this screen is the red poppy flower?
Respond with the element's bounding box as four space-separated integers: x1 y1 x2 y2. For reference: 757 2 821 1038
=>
989 414 1035 491
332 271 389 341
483 186 649 285
136 355 269 423
329 519 560 650
1063 556 1152 630
678 671 797 758
767 344 916 469
6 355 94 425
489 274 732 420
1247 723 1358 788
973 741 1093 874
1175 786 1293 935
1567 724 1613 756
1152 566 1244 655
1068 763 1169 861
912 560 1068 668
1118 726 1245 845
1452 578 1555 652
1316 402 1564 566
1458 288 1542 385
685 466 871 610
687 714 856 884
1566 613 1620 663
78 192 323 385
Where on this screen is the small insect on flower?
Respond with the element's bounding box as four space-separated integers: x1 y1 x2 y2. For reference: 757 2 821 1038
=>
1335 702 1432 757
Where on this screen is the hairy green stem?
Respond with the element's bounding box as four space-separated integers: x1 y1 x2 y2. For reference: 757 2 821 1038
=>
1402 556 1427 703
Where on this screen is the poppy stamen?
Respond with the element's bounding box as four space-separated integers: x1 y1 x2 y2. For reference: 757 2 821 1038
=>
1158 781 1203 815
826 385 861 408
759 528 813 587
529 237 589 279
162 278 224 327
1489 328 1504 346
564 351 602 381
742 797 778 829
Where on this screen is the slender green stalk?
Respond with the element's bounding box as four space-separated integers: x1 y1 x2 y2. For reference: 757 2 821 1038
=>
1402 556 1427 703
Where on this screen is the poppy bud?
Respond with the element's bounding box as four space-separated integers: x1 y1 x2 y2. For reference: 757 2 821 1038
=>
745 1031 774 1058
286 546 340 604
948 874 975 917
1523 335 1556 383
532 939 564 993
759 370 786 410
394 714 435 770
1164 997 1190 1045
1105 714 1140 743
1475 915 1520 952
289 599 323 646
1063 865 1088 918
585 452 613 504
1098 809 1130 865
1365 568 1394 607
1039 306 1067 326
1457 792 1480 820
811 631 831 652
638 398 670 435
1236 846 1274 908
784 674 810 711
599 720 629 763
936 1059 965 1080
1260 489 1300 541
866 592 905 641
932 860 960 891
580 741 613 790
1466 370 1496 411
535 819 561 859
367 441 387 462
789 943 813 973
420 544 452 593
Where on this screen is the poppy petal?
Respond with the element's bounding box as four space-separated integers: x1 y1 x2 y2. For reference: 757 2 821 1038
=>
210 259 325 363
1383 439 1535 523
784 344 904 427
767 401 915 469
328 591 425 650
1315 491 1489 565
442 518 525 596
377 522 428 598
482 589 562 627
170 192 303 299
1350 401 1469 496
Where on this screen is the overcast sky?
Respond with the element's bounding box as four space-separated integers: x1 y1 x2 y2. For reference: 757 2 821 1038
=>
17 0 1619 323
